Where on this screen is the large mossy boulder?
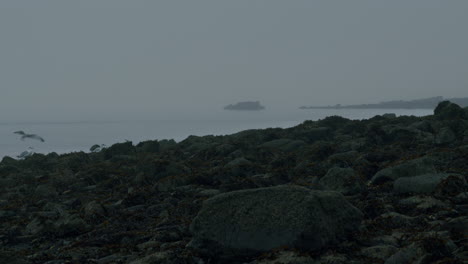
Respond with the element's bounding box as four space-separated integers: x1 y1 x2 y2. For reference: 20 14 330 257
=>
434 101 466 120
370 157 436 185
188 185 363 258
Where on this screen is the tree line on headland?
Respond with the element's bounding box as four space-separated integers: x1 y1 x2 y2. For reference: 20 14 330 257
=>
300 96 468 109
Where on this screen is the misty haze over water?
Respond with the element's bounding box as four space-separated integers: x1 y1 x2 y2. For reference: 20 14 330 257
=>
1 108 432 158
0 1 466 157
1 1 467 122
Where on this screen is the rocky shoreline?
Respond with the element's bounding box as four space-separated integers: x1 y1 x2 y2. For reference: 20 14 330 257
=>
1 101 467 264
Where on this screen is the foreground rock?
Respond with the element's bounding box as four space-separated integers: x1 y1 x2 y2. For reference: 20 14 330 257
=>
189 185 363 258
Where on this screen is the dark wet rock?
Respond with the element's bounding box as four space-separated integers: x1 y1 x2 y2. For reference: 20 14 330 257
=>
156 174 193 192
0 177 19 191
381 126 423 144
361 245 398 261
293 126 331 143
179 135 221 154
212 157 259 185
337 137 367 152
136 140 160 153
409 120 434 133
440 216 468 237
327 151 360 167
452 192 468 205
0 250 30 264
1 155 18 165
189 185 363 258
316 115 352 130
53 214 89 237
96 254 133 264
83 200 107 221
196 188 221 197
416 232 459 262
377 212 423 229
365 235 399 247
129 251 175 264
434 174 468 196
250 251 315 264
399 196 449 212
370 157 436 184
25 217 50 236
318 167 365 195
139 159 191 184
304 141 336 161
382 113 397 119
109 154 138 163
250 173 285 187
137 240 161 251
34 184 58 198
435 127 457 145
384 243 425 264
158 139 177 152
364 150 399 163
463 129 468 143
434 100 467 120
260 139 306 152
226 157 252 167
393 173 466 194
104 141 135 159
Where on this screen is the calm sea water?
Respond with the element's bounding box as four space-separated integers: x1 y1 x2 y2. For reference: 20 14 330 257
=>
0 108 432 159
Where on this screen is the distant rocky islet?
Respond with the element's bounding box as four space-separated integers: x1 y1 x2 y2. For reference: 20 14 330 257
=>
0 101 467 263
224 101 265 111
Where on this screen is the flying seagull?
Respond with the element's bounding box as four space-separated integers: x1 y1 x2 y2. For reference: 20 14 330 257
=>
14 131 45 142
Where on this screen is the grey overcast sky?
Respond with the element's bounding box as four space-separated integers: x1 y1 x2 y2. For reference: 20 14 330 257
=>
1 0 467 120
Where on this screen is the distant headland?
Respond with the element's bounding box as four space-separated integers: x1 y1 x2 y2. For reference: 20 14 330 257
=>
224 101 265 111
300 96 468 109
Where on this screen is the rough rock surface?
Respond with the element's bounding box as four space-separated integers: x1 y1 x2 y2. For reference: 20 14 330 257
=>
318 167 365 195
393 173 465 194
370 157 436 184
189 185 362 257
